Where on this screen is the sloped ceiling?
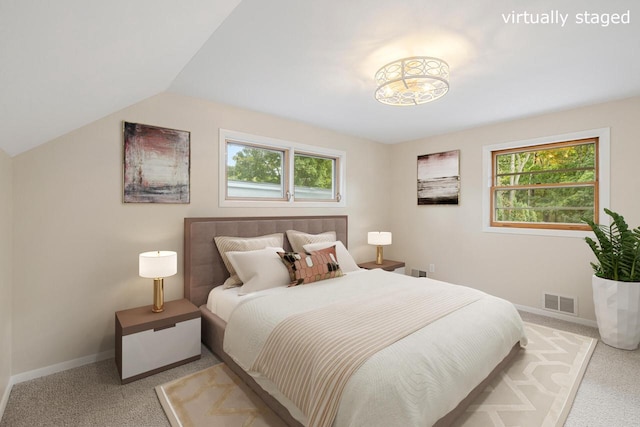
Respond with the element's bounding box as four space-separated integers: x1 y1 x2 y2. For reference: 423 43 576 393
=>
0 0 242 156
1 0 639 157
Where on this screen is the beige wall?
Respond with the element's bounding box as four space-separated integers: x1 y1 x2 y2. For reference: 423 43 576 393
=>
0 148 12 401
11 92 640 375
11 92 391 374
389 96 640 321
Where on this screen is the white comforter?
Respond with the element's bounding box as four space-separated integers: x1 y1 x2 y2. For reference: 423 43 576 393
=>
224 269 527 427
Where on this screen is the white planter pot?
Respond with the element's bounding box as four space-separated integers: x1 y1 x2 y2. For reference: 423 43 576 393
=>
592 275 640 350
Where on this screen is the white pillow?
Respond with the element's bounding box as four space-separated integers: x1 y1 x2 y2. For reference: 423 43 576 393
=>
286 230 337 253
226 247 290 295
303 240 360 273
214 233 284 288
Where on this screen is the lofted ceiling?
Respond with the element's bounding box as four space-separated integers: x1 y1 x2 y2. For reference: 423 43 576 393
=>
1 0 639 157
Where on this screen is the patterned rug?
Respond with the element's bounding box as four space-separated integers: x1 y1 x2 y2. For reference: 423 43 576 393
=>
156 322 596 427
156 362 286 427
453 322 597 426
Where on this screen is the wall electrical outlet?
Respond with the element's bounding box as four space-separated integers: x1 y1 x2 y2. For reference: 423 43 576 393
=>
429 264 435 273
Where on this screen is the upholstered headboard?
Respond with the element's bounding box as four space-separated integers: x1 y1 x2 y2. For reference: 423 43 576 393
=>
184 216 348 307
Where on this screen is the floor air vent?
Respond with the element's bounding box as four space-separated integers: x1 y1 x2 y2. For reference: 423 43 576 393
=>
543 292 577 316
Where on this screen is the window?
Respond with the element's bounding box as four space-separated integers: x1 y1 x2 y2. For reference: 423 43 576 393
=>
220 129 346 207
483 128 610 237
226 142 287 200
294 152 339 201
493 138 598 230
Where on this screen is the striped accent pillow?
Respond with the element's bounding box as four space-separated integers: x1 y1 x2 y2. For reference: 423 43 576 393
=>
214 233 284 288
286 230 337 253
278 246 343 286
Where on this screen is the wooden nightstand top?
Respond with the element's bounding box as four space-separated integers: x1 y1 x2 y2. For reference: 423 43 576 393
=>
358 259 405 272
116 298 200 336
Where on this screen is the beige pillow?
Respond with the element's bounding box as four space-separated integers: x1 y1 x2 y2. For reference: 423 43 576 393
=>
226 247 290 295
214 233 284 287
286 230 337 253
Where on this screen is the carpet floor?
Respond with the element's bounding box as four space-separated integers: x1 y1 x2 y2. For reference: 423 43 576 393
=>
1 311 639 426
0 345 221 427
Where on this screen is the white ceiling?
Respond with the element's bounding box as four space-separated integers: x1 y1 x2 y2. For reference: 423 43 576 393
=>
0 0 242 156
2 0 639 156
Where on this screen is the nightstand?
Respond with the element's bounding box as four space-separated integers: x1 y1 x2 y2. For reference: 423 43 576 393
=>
358 259 406 273
115 298 201 384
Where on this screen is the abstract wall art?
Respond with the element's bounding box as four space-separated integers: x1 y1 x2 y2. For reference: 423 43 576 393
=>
123 122 190 203
417 149 460 205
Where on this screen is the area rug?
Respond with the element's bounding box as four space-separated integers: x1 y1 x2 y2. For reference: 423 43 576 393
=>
156 362 286 427
453 322 597 427
156 322 596 427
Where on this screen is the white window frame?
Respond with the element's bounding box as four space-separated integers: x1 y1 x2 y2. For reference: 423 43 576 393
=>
219 129 347 208
482 128 610 238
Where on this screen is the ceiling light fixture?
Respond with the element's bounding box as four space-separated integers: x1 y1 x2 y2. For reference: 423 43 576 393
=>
374 56 449 106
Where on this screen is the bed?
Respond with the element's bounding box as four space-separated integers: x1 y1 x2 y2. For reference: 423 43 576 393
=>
184 215 526 427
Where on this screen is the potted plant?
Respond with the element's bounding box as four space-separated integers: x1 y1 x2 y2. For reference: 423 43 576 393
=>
584 208 640 350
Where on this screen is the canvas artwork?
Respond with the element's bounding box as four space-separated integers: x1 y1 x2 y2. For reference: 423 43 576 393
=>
417 150 460 205
123 122 190 203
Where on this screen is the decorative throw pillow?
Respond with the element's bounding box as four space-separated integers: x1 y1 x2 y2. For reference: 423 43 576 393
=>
278 245 343 286
286 230 337 253
214 233 284 288
303 240 360 273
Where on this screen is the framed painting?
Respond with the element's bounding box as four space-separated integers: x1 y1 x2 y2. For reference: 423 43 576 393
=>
417 149 460 205
123 122 190 203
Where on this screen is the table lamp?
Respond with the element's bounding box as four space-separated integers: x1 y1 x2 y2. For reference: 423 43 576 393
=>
367 232 392 265
139 251 177 313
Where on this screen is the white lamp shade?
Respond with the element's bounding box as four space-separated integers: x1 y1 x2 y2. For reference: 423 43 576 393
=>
139 251 177 278
367 232 392 246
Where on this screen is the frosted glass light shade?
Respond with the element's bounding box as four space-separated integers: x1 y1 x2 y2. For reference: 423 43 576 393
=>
374 56 449 106
139 251 177 278
368 232 392 246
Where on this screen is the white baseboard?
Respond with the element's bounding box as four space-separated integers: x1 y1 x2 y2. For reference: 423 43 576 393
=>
0 378 13 422
9 349 114 386
1 349 114 421
515 304 598 328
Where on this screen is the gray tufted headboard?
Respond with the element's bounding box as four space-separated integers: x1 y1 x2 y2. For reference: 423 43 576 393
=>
183 216 348 307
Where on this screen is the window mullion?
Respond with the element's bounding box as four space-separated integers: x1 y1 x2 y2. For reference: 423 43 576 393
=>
493 181 597 191
285 147 293 202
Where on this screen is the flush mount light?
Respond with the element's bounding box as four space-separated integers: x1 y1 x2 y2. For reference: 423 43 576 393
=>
374 56 449 106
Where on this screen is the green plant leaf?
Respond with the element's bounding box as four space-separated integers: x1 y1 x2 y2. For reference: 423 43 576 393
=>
584 209 640 282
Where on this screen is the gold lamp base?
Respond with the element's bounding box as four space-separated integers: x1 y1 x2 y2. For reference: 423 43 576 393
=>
152 278 164 313
375 245 384 265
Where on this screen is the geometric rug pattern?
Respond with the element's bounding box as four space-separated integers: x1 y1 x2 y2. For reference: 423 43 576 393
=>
156 363 286 427
157 322 596 427
454 323 597 427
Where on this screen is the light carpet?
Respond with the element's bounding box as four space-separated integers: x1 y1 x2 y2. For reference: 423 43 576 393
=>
156 322 596 427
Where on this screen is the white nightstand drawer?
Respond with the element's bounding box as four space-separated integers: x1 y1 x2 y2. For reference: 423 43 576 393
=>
121 317 200 380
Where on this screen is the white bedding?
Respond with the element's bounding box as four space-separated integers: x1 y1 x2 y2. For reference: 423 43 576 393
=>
206 282 290 322
223 269 527 427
